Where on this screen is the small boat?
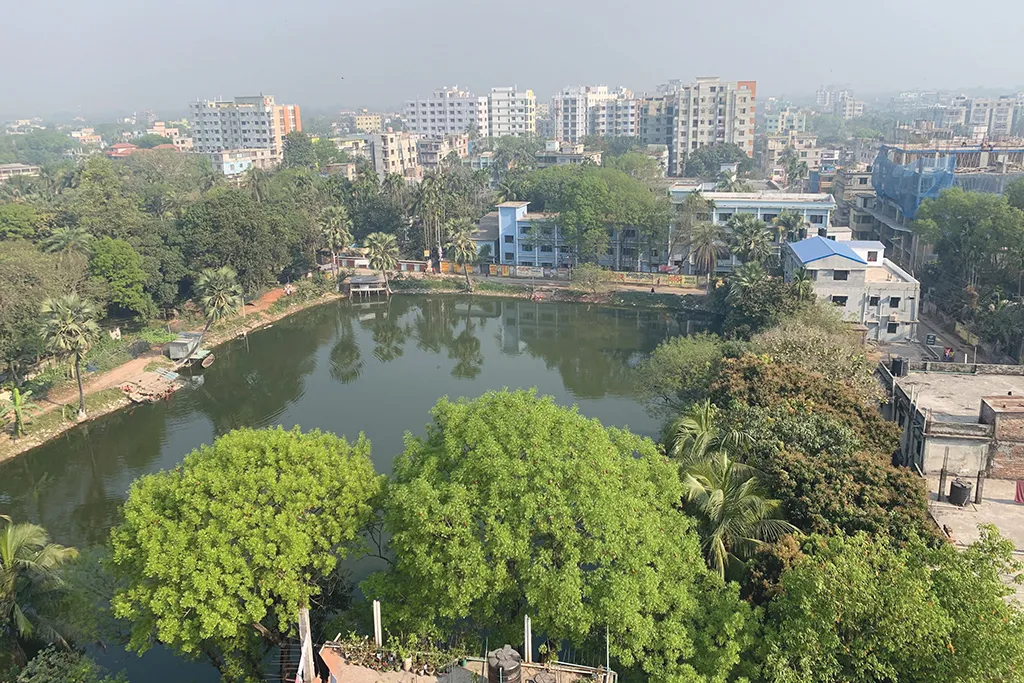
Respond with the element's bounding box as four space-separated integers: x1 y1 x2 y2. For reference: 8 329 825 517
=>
201 353 216 369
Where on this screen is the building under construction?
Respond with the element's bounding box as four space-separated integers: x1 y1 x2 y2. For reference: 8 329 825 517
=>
848 141 1024 274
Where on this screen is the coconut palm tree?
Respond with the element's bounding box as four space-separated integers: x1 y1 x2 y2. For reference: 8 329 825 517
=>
365 232 399 294
686 221 726 293
320 205 353 287
664 400 752 463
41 226 93 256
3 388 37 440
792 266 814 302
245 168 271 204
177 266 243 369
727 214 772 265
39 294 100 420
680 451 797 579
0 518 79 664
772 210 806 245
727 261 770 306
446 221 478 292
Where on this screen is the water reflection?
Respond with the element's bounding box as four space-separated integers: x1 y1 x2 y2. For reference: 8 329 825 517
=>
0 294 709 683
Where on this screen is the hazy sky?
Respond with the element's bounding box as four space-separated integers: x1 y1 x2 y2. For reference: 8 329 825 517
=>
5 0 1024 119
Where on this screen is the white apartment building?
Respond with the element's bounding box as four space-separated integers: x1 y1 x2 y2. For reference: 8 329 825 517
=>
368 131 420 181
965 96 1016 138
764 107 807 134
405 87 490 138
640 77 756 176
550 85 638 141
836 94 865 121
189 95 301 161
488 87 536 137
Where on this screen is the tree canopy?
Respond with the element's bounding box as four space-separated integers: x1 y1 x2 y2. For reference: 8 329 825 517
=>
365 390 753 683
758 528 1024 683
683 143 754 177
110 427 381 682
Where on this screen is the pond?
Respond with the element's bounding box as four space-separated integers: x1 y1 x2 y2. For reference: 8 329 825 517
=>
0 295 706 682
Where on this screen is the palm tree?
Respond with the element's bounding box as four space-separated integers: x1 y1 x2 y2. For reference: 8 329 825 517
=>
0 519 78 664
446 221 478 292
320 205 353 287
245 168 271 204
792 266 814 302
188 266 243 361
727 261 769 306
680 451 796 579
772 210 806 245
727 215 772 265
664 400 752 463
39 294 100 420
41 226 93 256
3 388 37 440
686 221 726 293
365 232 399 294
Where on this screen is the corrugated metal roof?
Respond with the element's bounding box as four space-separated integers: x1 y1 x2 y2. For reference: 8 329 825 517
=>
789 236 867 265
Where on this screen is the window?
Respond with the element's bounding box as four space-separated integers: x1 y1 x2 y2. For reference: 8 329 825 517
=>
859 177 868 185
832 296 848 306
887 322 899 334
540 245 553 253
833 270 849 281
867 251 878 262
809 214 824 224
519 226 530 234
504 235 514 244
521 243 534 252
869 295 880 306
890 296 901 308
504 252 514 261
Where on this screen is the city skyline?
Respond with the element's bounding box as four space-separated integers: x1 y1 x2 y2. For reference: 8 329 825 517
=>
5 0 1024 119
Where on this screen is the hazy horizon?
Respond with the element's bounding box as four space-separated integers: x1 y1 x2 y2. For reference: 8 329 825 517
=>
5 0 1024 120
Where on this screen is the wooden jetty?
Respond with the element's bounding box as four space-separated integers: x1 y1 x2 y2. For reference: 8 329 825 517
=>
122 368 184 403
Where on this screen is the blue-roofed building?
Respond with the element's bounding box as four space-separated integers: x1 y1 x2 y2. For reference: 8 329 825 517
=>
784 236 920 342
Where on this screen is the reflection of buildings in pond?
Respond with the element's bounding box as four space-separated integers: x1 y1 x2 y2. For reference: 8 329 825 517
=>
493 299 695 355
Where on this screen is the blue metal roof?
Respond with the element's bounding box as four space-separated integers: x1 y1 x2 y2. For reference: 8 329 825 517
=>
789 236 867 265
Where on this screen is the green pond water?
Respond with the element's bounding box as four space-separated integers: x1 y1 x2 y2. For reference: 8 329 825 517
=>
0 295 707 682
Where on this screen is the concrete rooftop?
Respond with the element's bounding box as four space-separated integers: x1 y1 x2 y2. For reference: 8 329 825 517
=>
898 371 1024 423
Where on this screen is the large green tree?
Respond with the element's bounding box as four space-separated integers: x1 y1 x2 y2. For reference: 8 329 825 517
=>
365 390 753 683
758 528 1024 683
178 188 290 293
110 427 381 683
0 204 45 241
282 132 318 170
88 237 156 320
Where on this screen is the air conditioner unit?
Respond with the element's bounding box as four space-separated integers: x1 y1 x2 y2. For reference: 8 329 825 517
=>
888 313 899 322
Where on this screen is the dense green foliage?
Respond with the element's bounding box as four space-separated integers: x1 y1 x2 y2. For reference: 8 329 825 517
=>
758 529 1024 683
11 648 122 683
365 390 753 682
913 186 1024 358
0 131 80 166
110 427 381 682
683 143 754 177
87 238 155 319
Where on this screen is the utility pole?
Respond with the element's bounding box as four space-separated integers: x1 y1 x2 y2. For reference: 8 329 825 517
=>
298 607 315 683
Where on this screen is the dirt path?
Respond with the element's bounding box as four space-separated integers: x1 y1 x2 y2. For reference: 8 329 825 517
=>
1 287 331 463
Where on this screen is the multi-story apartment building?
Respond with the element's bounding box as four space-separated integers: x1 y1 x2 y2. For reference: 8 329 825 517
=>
147 121 193 151
209 148 279 177
189 95 301 163
417 133 469 171
965 96 1016 138
589 93 639 138
551 86 636 142
354 111 383 134
639 77 756 176
764 131 820 171
836 94 865 120
784 236 919 342
405 87 489 138
488 87 536 137
764 107 807 134
367 131 420 181
832 167 875 227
